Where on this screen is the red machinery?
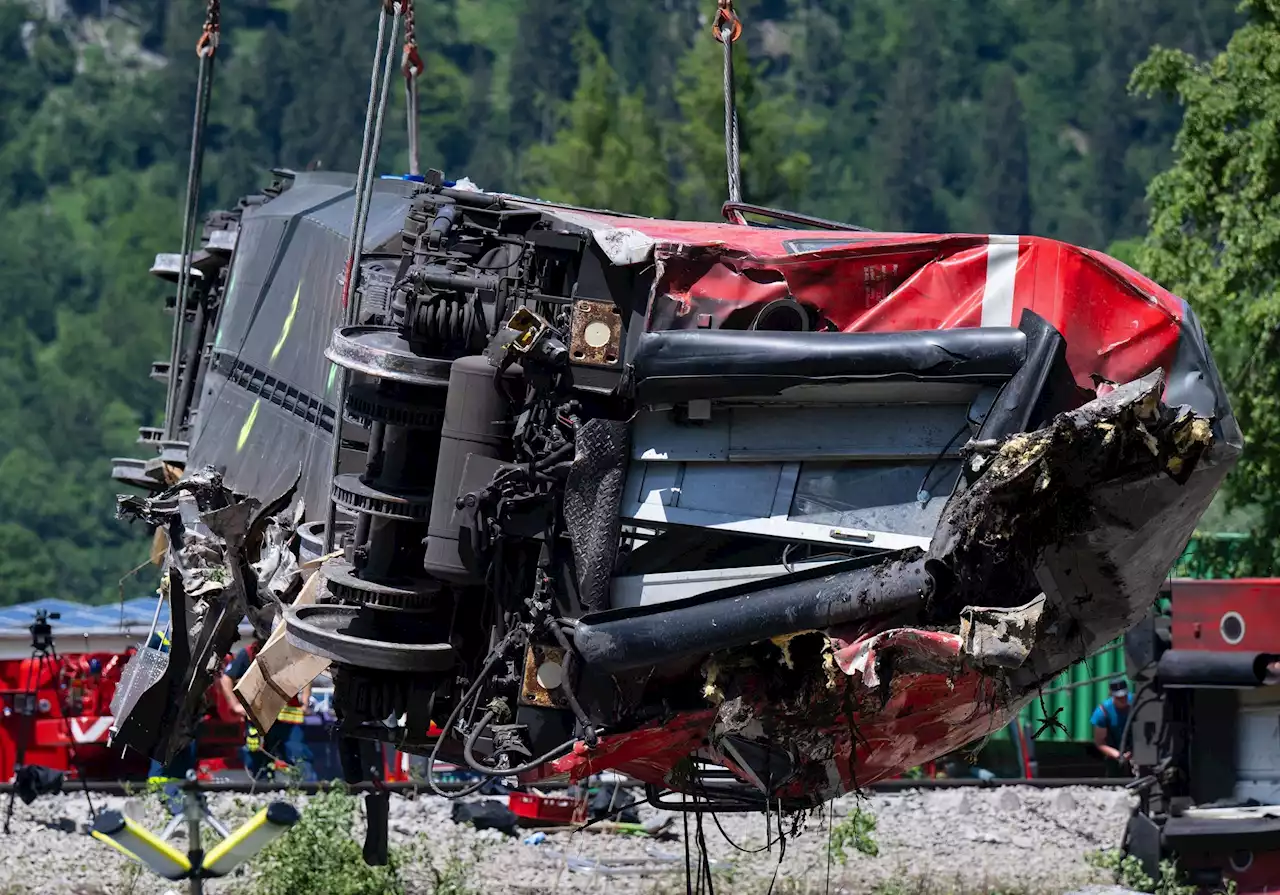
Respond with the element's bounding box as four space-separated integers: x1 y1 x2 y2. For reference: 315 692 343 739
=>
1 647 245 783
1125 578 1280 893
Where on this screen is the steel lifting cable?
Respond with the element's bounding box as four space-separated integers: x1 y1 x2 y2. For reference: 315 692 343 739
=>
403 0 424 176
321 1 403 555
713 0 743 205
163 0 221 441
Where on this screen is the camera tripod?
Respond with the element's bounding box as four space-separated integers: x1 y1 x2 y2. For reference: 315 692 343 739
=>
3 610 96 834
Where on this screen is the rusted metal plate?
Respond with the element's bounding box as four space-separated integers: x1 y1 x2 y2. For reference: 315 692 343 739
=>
519 644 568 708
570 300 622 366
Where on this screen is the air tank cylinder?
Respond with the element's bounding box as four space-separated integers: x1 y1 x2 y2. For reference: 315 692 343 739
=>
423 354 516 583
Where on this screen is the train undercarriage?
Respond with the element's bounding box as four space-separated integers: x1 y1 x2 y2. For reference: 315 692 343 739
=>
107 169 1240 815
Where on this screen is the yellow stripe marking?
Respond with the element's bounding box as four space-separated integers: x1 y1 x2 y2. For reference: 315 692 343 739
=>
237 399 261 453
270 282 301 363
202 808 270 875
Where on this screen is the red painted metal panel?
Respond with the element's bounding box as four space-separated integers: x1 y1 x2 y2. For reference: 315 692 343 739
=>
0 650 246 781
1171 579 1280 652
579 217 1188 397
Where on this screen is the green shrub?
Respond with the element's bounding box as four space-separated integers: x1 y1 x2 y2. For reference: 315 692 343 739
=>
829 803 879 862
252 790 404 895
1085 848 1236 895
415 841 484 895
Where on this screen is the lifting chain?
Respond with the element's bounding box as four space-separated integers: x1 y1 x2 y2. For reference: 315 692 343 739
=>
403 0 424 77
403 0 424 176
710 0 743 204
196 0 220 57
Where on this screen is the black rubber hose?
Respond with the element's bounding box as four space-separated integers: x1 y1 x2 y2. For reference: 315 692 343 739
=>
1157 650 1276 688
425 629 525 798
461 709 582 777
573 551 931 673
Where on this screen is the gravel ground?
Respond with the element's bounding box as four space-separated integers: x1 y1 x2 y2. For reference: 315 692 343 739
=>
0 785 1136 895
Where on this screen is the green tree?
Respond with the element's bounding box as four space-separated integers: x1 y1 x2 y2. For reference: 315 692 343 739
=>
524 33 671 218
506 0 584 147
280 0 386 172
670 21 815 220
1132 0 1280 570
976 64 1031 234
875 53 945 232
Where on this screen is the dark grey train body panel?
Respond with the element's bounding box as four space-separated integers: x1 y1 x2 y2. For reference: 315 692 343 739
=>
188 175 417 519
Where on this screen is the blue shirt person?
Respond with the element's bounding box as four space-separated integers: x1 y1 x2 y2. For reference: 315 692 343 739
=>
1091 679 1132 766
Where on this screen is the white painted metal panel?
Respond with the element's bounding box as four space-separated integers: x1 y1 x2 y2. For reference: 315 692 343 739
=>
610 559 842 610
1237 698 1280 803
632 403 972 463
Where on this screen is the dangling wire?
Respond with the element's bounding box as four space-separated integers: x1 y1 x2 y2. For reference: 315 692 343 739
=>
403 0 424 176
163 0 220 441
321 1 404 555
712 0 743 204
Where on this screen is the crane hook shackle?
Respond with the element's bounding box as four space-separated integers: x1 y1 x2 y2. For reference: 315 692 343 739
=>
712 0 742 43
195 0 220 57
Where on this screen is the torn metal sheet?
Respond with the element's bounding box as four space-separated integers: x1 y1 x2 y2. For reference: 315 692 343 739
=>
505 203 657 267
112 466 302 762
550 211 1231 429
959 595 1047 670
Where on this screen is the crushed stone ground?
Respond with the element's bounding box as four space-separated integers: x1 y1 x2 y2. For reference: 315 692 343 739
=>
0 785 1136 894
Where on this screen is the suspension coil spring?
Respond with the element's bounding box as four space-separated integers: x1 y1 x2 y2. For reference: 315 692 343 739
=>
412 295 486 352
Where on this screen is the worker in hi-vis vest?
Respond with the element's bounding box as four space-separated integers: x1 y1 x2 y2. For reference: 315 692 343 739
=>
218 638 316 782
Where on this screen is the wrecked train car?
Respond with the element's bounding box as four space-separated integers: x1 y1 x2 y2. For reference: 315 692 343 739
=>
110 173 1241 808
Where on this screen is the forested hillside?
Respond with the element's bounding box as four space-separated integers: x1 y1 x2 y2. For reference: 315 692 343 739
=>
0 0 1247 604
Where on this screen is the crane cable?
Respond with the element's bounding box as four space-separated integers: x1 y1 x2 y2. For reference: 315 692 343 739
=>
322 0 403 555
163 0 221 441
403 0 424 176
712 0 743 205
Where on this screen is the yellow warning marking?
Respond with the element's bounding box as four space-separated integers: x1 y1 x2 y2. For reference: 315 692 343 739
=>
270 282 301 363
237 399 261 452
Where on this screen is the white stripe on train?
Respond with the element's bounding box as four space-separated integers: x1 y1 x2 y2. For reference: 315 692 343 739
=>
982 235 1019 328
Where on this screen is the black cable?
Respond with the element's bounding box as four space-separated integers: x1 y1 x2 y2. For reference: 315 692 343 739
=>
163 36 217 439
684 809 693 895
461 710 584 777
825 800 834 894
425 629 524 798
719 14 741 204
546 620 599 749
707 802 781 854
698 806 715 895
916 422 971 507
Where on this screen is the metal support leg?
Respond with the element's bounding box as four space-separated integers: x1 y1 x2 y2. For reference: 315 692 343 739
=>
184 775 204 895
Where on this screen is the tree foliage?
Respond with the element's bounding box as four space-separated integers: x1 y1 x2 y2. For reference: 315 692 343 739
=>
976 64 1031 234
1133 0 1280 570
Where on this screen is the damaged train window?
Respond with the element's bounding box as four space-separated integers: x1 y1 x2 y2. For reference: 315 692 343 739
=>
791 460 962 538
